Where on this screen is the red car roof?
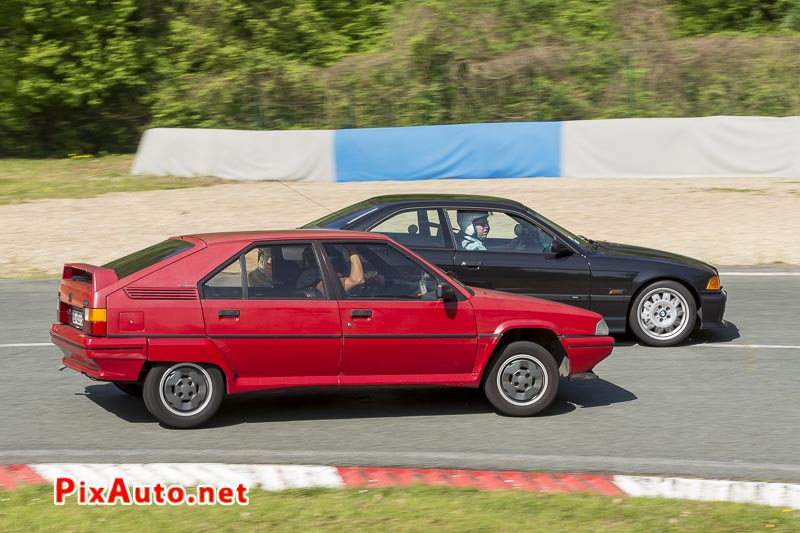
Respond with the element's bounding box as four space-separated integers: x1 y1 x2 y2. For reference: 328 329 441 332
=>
175 229 388 245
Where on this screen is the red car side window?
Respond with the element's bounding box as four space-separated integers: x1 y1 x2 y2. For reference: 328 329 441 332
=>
324 242 439 300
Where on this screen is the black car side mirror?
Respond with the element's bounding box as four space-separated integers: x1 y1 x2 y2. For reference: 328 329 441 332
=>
437 282 457 301
549 240 572 256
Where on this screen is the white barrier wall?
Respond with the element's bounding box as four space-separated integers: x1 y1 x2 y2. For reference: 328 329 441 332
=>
562 116 800 178
131 128 335 182
132 117 800 181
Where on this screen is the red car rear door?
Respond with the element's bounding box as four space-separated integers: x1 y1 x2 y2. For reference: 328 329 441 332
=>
200 242 342 388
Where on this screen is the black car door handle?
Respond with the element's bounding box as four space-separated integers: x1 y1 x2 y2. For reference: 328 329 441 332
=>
351 309 372 319
461 261 482 269
219 309 240 318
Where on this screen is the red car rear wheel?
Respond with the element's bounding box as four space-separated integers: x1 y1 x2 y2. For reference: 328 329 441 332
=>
143 363 224 429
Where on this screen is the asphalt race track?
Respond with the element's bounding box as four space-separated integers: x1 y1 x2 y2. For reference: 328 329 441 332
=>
1 274 798 482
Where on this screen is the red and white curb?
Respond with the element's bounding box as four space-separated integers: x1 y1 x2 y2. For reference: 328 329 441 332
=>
1 464 797 509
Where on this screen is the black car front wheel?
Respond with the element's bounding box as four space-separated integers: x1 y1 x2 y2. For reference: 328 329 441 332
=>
143 363 224 429
483 341 558 416
629 280 696 347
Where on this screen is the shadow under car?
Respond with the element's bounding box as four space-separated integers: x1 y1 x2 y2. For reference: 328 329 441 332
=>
83 378 637 428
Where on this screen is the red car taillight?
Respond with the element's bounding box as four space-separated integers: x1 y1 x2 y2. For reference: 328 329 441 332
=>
58 301 70 324
83 308 108 336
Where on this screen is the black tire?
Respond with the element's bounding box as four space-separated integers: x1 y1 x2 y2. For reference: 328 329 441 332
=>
113 382 143 397
143 363 224 429
483 341 558 417
628 280 696 347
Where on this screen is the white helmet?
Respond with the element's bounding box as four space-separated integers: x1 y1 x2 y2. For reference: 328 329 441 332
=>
457 211 490 237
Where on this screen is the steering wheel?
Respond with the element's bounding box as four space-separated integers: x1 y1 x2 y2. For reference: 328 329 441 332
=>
347 277 380 298
510 223 547 251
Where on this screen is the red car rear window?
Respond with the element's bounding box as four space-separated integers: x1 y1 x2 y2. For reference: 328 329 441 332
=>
103 239 194 279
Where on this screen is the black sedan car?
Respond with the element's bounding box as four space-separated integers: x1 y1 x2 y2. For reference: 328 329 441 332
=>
303 194 727 347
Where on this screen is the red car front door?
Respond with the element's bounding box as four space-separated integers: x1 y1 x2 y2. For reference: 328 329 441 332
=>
321 241 478 384
338 299 478 381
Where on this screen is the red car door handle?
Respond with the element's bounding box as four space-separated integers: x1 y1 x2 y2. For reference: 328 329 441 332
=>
219 309 240 318
351 309 372 319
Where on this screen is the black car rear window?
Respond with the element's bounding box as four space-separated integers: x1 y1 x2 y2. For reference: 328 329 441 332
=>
302 200 379 229
103 239 194 279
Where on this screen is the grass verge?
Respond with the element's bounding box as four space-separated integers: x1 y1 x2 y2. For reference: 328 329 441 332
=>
0 155 223 205
0 485 797 532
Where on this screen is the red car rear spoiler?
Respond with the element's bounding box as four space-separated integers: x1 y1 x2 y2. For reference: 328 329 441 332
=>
62 263 119 292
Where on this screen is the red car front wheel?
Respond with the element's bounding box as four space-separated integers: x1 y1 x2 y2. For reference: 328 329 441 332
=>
484 341 558 417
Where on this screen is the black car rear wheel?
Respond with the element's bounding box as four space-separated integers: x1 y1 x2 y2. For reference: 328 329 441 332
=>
143 363 224 429
629 280 696 347
483 341 558 416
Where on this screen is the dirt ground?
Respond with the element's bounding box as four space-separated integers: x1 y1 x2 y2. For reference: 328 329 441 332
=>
2 177 799 278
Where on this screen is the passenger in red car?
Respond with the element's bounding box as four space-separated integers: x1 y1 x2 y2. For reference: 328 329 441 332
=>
296 246 364 295
247 248 274 287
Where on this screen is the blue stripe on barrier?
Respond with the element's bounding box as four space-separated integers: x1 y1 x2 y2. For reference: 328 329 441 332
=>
334 122 561 182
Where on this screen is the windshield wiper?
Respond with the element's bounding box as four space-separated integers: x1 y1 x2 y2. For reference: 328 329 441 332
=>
578 235 599 249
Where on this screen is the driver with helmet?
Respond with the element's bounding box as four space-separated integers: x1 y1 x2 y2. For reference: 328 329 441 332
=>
457 211 491 251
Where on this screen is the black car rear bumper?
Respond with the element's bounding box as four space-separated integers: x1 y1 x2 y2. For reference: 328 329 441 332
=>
698 290 727 329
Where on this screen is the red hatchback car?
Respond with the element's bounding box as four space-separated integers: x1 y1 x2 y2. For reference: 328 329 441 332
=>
50 230 614 429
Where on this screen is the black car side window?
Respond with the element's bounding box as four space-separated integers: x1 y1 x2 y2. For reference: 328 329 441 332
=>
504 214 554 253
447 210 553 252
370 209 447 249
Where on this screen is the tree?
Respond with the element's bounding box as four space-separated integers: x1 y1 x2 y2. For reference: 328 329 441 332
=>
2 0 168 155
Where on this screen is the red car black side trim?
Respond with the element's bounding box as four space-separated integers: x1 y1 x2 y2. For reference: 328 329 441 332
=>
343 334 477 339
568 343 614 349
210 334 341 339
107 334 206 339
